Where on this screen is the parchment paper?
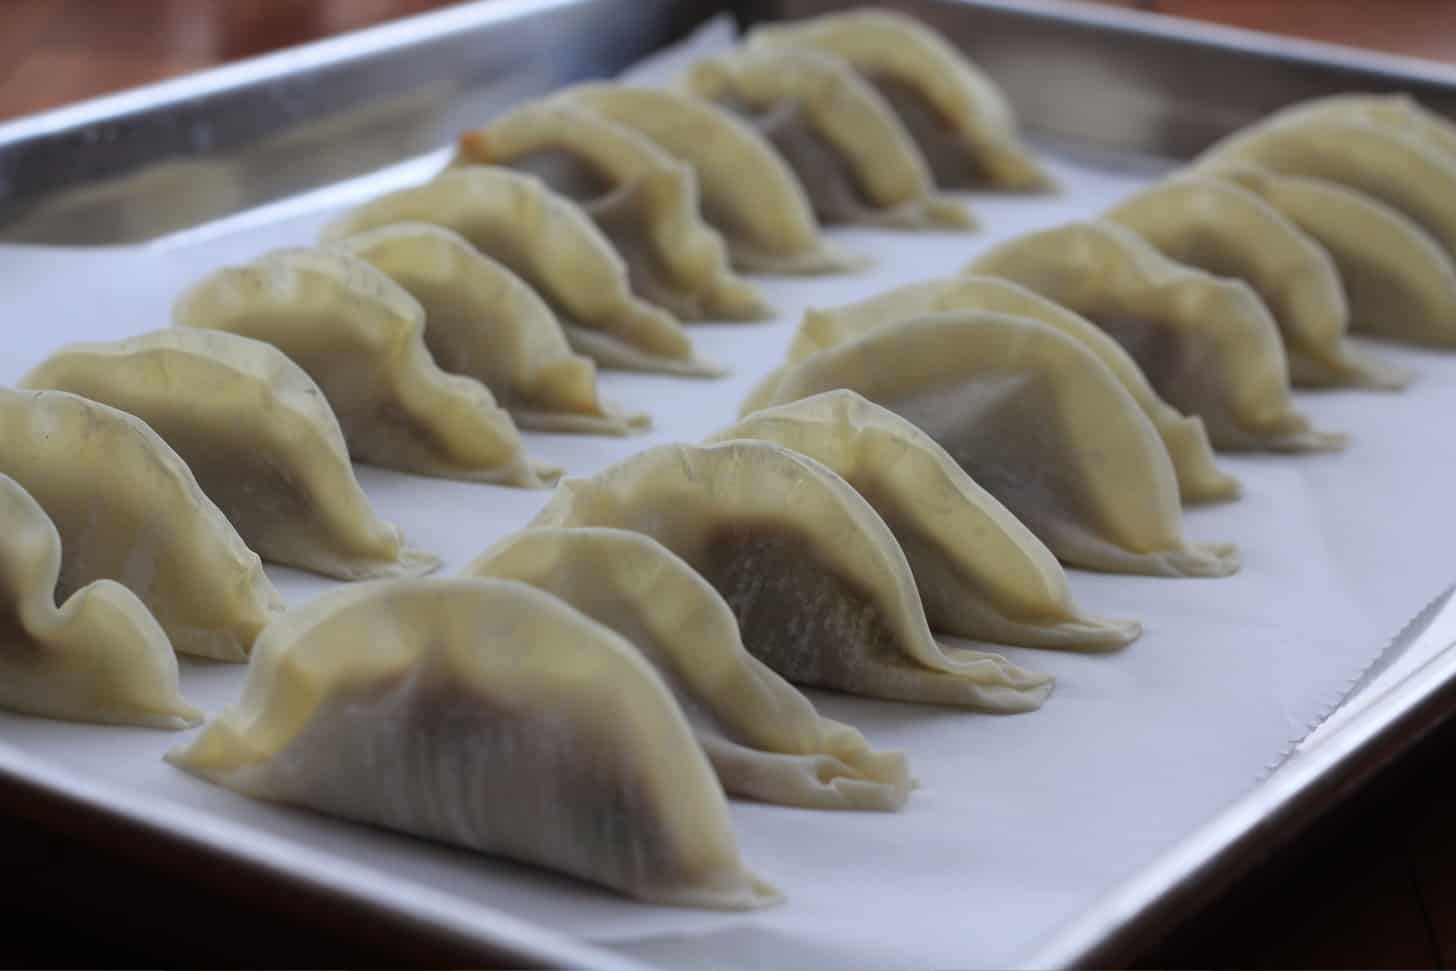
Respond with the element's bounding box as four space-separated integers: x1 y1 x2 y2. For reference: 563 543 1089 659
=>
2 18 1455 969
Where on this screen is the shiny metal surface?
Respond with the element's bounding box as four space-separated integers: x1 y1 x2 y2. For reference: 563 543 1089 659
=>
0 0 716 243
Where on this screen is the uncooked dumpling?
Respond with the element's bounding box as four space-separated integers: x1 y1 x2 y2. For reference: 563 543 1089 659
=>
1272 93 1456 167
174 247 558 487
21 329 440 581
530 440 1053 711
560 83 860 274
746 274 1238 504
1105 175 1408 389
1217 163 1456 348
332 223 649 435
0 389 282 661
745 312 1240 578
466 527 912 810
748 8 1050 191
682 47 972 230
1196 103 1456 263
167 577 778 910
0 474 201 729
710 391 1139 651
321 167 717 376
457 101 767 321
966 220 1343 452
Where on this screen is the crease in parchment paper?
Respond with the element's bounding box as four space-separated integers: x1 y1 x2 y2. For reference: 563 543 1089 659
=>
2 16 1453 969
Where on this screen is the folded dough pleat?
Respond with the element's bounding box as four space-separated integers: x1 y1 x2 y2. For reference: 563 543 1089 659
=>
0 473 201 729
321 167 718 376
966 220 1344 453
1196 101 1456 265
174 247 558 487
21 329 440 581
0 389 283 661
748 274 1238 504
559 83 862 275
1105 175 1409 389
332 223 649 435
167 577 778 910
467 527 912 810
456 101 768 321
530 441 1053 712
682 47 972 230
747 8 1051 191
1216 163 1456 348
744 312 1240 578
712 391 1138 651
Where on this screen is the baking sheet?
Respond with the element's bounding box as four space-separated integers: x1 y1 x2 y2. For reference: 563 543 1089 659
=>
4 20 1456 970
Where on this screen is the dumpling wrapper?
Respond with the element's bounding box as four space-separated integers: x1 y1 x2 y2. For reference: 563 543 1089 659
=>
0 389 283 661
748 8 1051 191
466 527 913 810
1216 163 1456 348
966 220 1344 453
1195 101 1456 264
710 391 1139 651
531 441 1053 711
1105 175 1409 389
746 274 1238 505
745 312 1240 578
682 46 972 230
456 101 768 322
0 473 201 730
174 247 559 487
321 167 718 376
560 83 862 275
332 223 649 435
21 329 440 581
167 577 778 910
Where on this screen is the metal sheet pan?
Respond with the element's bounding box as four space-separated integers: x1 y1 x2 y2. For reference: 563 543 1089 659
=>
4 1 1456 967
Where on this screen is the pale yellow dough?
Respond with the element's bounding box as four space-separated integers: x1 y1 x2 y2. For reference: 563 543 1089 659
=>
748 7 1051 191
966 220 1344 453
0 473 201 729
0 389 282 661
174 247 558 487
167 577 778 910
744 312 1240 578
22 329 440 581
467 526 912 810
530 440 1054 712
457 101 768 321
332 223 650 435
711 391 1139 650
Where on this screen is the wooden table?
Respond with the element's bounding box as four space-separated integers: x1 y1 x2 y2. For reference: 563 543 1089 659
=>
4 1 1456 967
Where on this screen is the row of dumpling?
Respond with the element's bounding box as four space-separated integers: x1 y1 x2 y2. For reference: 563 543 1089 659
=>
166 379 1173 908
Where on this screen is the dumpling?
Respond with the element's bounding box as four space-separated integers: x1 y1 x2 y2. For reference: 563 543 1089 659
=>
747 274 1238 504
681 47 972 230
167 577 778 910
530 441 1053 711
0 389 283 661
174 247 559 487
709 391 1139 650
1195 102 1456 263
20 329 439 581
331 223 649 435
456 101 768 321
1105 175 1408 389
1216 163 1456 348
745 312 1240 578
966 220 1343 452
1 473 201 730
559 83 861 274
747 8 1051 191
321 167 717 376
466 527 912 810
